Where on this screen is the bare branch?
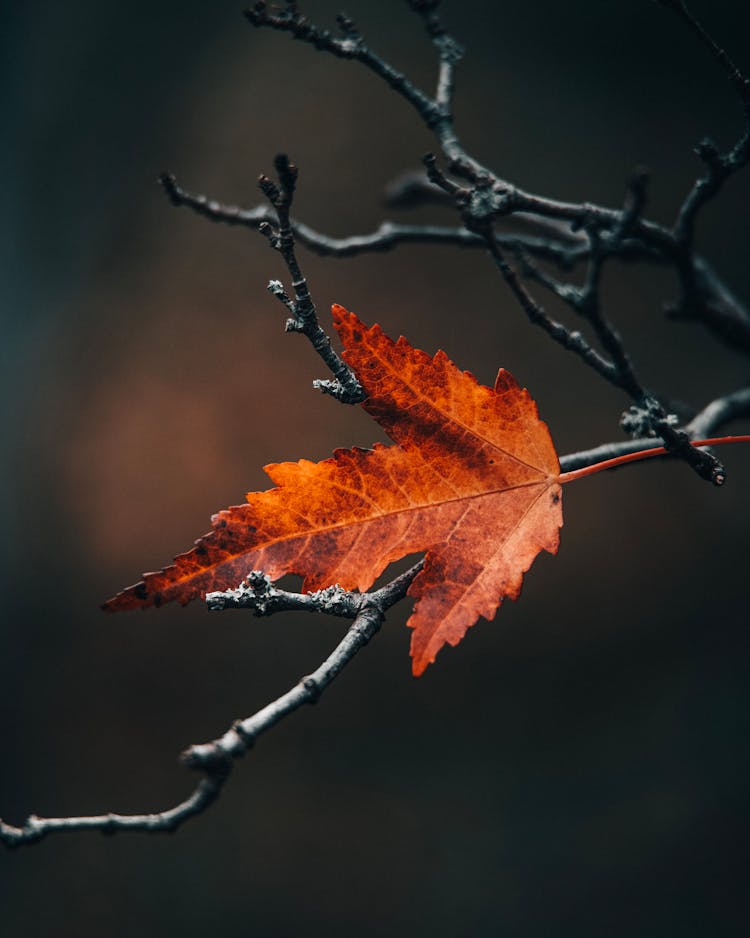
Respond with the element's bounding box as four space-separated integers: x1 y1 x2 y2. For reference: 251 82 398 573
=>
206 570 362 617
383 171 603 256
244 3 440 130
160 170 594 264
1 562 423 848
560 388 750 472
162 162 750 356
672 257 750 356
479 230 727 489
478 198 727 484
0 776 227 847
257 154 364 403
649 1 750 347
164 161 374 376
560 386 750 472
685 386 750 439
513 172 650 402
673 134 750 246
425 150 639 397
244 0 485 179
187 562 422 769
480 231 626 390
656 0 750 118
160 172 270 227
407 0 463 114
241 1 750 357
384 169 454 207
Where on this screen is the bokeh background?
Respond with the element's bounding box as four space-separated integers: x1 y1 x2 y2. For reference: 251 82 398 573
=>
2 1 749 935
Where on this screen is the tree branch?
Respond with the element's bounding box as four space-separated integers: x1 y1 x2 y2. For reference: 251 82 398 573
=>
257 154 364 403
481 229 628 391
0 777 228 847
559 387 750 472
241 0 750 357
164 150 733 482
685 386 750 439
186 563 422 769
159 172 589 263
244 3 442 134
510 172 650 402
656 0 750 118
0 563 422 847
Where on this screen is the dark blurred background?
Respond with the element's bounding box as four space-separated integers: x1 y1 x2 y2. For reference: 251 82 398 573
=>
1 1 749 935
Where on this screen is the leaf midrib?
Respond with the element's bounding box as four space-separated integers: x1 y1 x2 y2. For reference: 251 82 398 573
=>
201 474 555 572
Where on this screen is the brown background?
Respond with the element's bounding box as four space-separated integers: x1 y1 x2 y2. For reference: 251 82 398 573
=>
1 1 749 936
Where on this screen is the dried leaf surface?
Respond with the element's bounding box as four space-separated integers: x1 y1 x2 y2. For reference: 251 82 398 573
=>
104 306 563 674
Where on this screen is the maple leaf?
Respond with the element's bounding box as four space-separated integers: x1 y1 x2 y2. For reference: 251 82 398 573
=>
105 305 563 675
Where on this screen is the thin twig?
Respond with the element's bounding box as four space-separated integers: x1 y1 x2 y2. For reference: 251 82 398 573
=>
244 3 441 134
206 571 361 617
685 386 750 439
654 0 750 342
559 387 750 472
0 776 228 847
482 229 726 488
186 563 422 769
257 154 364 403
673 133 750 247
481 231 625 390
0 563 422 847
159 173 590 263
423 144 633 394
656 0 750 117
511 173 649 402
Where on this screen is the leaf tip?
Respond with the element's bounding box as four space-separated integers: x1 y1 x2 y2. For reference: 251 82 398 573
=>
101 578 151 612
493 367 520 394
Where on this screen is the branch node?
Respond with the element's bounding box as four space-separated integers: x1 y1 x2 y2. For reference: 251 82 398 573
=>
621 395 726 483
621 396 676 438
267 279 296 316
181 745 234 775
308 583 361 615
206 571 277 614
302 675 322 703
258 220 279 249
312 377 364 403
695 136 721 167
231 720 257 748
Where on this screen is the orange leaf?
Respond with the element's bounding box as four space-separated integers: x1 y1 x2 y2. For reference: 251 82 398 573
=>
104 305 563 675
